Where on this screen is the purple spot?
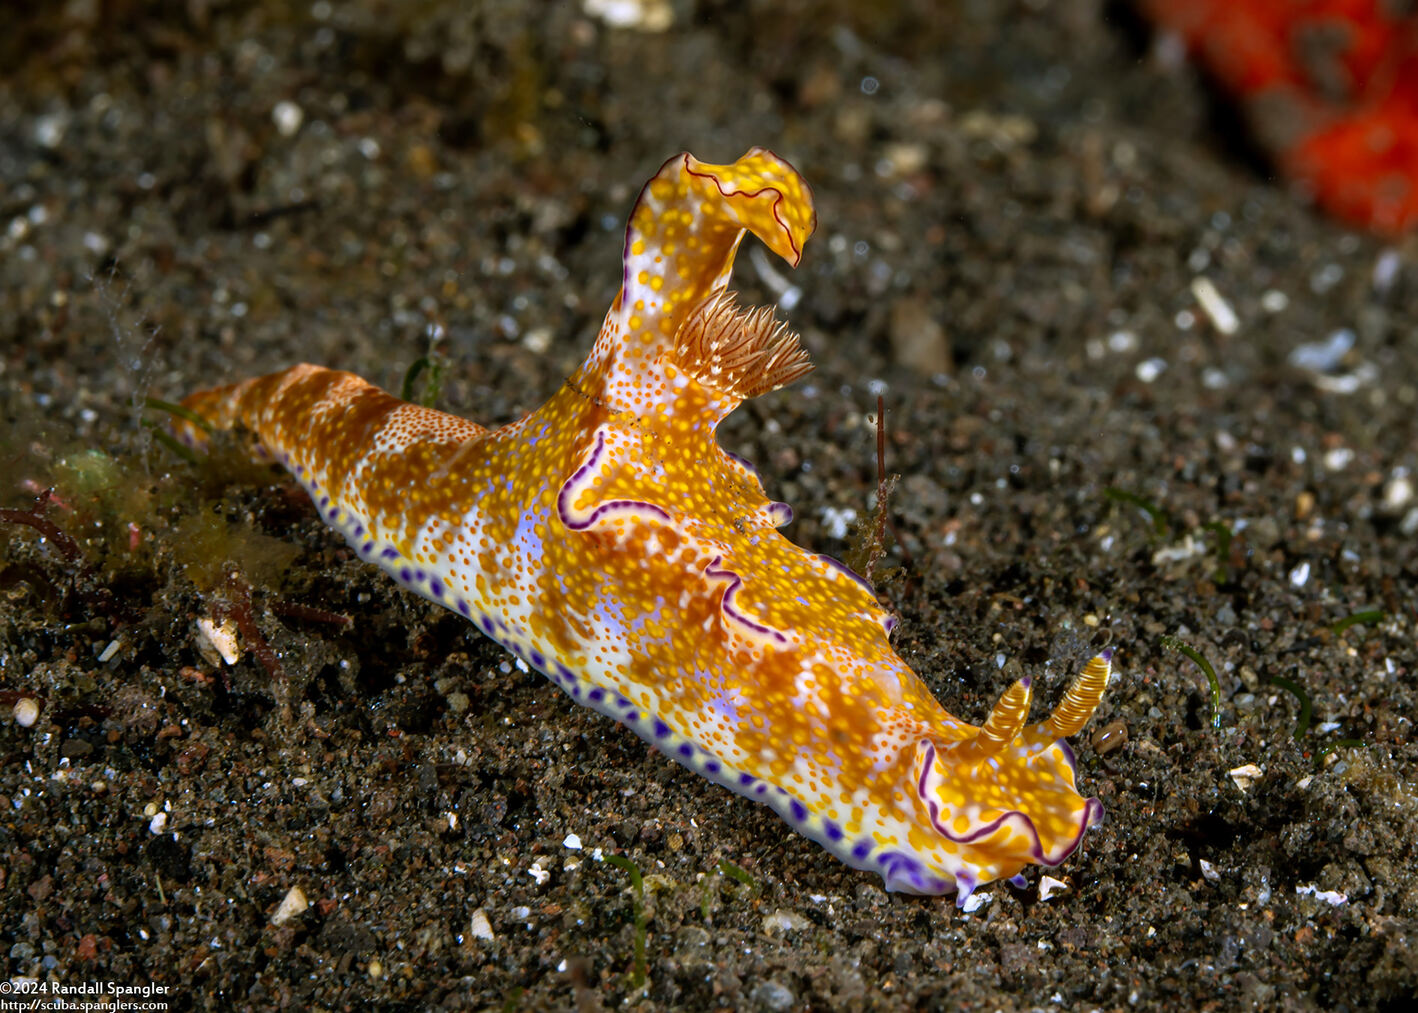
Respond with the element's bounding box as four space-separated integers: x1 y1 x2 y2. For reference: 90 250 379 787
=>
381 547 399 561
852 841 872 861
677 744 693 758
1009 873 1028 889
653 720 671 739
326 509 338 520
352 524 364 536
824 822 843 841
458 600 471 616
738 773 755 787
880 853 924 889
480 617 493 633
571 687 581 698
616 696 631 709
530 651 545 668
789 799 808 822
626 711 639 722
1100 647 1114 662
319 495 329 507
399 568 412 583
362 542 374 553
589 689 604 703
415 569 426 581
755 784 767 795
429 578 443 597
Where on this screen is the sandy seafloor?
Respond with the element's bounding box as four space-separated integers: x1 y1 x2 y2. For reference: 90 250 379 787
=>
3 2 1417 1010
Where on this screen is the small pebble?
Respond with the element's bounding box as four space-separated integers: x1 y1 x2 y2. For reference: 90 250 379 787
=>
1135 357 1167 382
819 506 856 539
1229 763 1264 791
470 908 495 941
272 100 304 137
196 617 241 666
1323 447 1354 471
761 909 809 934
13 698 40 728
1090 719 1128 756
270 885 309 925
749 980 796 1012
1382 471 1413 511
1190 276 1239 335
1371 248 1401 294
1288 329 1353 372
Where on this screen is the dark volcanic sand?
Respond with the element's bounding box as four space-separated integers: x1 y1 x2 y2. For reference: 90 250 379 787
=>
3 2 1417 1010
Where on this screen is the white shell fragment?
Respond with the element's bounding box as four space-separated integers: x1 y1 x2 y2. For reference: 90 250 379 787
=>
960 891 992 914
271 885 309 925
12 698 41 728
1229 763 1264 791
1190 277 1239 335
196 617 241 666
470 908 495 941
583 0 672 32
1296 884 1347 906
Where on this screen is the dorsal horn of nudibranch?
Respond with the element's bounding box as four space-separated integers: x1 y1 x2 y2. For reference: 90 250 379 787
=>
973 676 1034 756
1041 649 1112 739
671 290 813 399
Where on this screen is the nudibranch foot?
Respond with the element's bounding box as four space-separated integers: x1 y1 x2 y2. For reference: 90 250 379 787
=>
177 148 1113 903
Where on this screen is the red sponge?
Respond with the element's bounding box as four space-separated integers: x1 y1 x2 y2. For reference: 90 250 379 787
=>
1140 0 1418 232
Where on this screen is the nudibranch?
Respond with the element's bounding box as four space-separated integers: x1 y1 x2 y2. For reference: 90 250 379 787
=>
176 149 1111 902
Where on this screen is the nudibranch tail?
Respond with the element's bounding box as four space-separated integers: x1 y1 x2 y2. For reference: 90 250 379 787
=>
173 375 264 449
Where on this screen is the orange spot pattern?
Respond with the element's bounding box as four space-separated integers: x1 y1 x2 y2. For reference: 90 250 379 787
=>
177 150 1111 900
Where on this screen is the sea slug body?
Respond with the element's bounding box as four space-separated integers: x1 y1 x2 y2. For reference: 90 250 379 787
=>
176 149 1112 903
